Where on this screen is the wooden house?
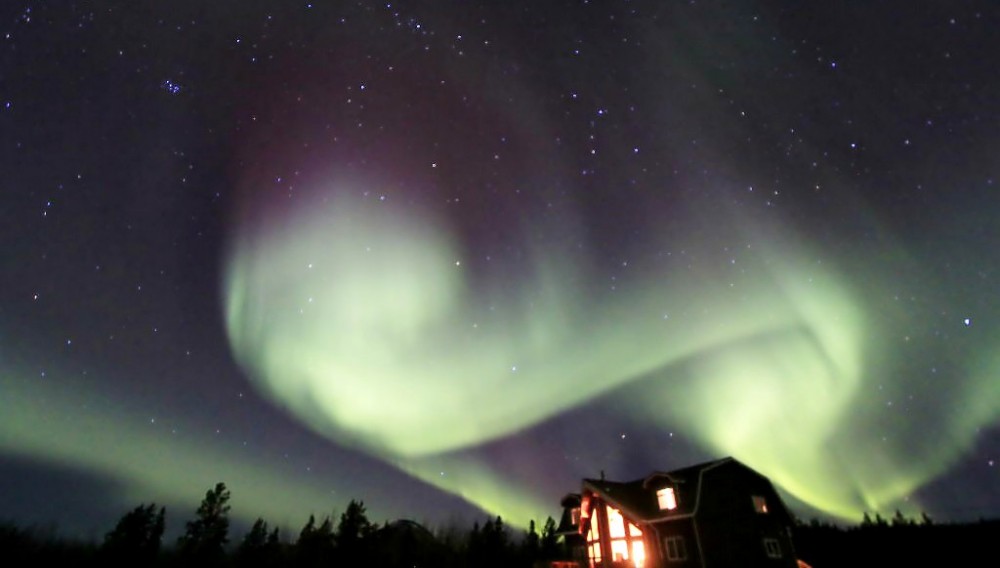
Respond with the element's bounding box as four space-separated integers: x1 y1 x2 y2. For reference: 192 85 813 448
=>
559 457 800 568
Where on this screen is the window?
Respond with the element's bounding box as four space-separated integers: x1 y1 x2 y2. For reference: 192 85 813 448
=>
611 539 629 563
587 511 601 565
590 542 603 567
763 538 781 558
657 487 678 510
752 495 768 514
603 507 646 567
664 536 687 561
571 507 581 526
607 506 626 538
632 540 646 568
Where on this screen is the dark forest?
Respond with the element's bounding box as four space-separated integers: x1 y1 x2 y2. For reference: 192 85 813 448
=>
2 481 996 568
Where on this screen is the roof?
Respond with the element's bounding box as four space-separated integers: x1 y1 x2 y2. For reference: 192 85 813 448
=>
582 456 776 522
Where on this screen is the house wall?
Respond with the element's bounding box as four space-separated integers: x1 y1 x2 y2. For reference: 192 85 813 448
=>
577 460 802 568
694 465 798 568
652 518 700 568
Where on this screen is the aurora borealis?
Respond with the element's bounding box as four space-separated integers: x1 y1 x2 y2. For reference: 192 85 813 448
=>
2 1 999 538
223 161 996 522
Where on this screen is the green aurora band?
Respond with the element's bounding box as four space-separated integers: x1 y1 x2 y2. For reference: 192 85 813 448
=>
0 367 365 532
224 185 999 524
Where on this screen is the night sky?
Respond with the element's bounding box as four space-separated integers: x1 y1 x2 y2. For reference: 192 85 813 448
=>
2 1 998 540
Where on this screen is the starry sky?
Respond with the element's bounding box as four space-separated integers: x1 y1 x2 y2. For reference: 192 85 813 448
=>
2 1 998 540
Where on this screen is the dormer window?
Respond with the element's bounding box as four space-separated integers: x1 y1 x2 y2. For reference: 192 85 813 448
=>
656 487 677 510
752 495 768 513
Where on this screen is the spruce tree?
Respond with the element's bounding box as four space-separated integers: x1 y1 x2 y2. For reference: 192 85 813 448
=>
102 503 165 563
177 482 231 564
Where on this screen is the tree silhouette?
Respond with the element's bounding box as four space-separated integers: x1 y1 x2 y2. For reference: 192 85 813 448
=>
372 519 451 568
237 517 283 568
467 515 512 568
101 503 165 563
520 518 540 565
337 499 375 565
296 513 335 567
540 516 560 561
239 517 269 552
875 512 888 527
892 509 913 526
177 482 231 564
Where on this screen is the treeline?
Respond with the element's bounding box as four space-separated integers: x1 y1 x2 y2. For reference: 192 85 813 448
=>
0 481 569 568
794 512 999 567
5 484 998 568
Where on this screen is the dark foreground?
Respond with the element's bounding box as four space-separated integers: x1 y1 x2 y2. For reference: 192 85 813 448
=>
2 483 996 568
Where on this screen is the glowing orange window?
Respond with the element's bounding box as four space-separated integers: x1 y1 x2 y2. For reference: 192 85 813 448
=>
657 487 677 510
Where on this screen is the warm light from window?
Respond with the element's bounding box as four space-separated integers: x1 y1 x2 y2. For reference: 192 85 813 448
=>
601 506 647 566
588 515 602 568
632 541 646 568
592 543 602 563
611 539 629 562
752 495 769 513
657 487 677 510
607 507 626 538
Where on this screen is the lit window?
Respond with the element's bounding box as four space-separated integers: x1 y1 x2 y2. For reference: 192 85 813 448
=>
611 539 629 563
763 538 781 558
599 506 646 567
657 487 678 510
587 507 601 568
607 507 626 538
632 540 646 567
571 507 581 526
752 495 769 514
590 542 602 567
664 536 687 561
607 508 630 562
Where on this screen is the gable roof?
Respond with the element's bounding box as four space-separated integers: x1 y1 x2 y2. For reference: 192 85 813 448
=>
583 457 777 522
583 477 661 522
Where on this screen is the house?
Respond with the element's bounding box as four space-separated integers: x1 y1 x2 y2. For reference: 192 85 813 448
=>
556 493 587 566
559 457 800 568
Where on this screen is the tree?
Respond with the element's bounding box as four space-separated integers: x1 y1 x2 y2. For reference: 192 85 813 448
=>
874 512 888 527
298 514 316 542
483 515 510 552
177 482 231 563
296 513 334 567
468 515 511 568
337 499 375 565
239 517 270 554
520 519 540 566
101 503 165 563
892 509 912 526
540 516 560 560
237 518 283 568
